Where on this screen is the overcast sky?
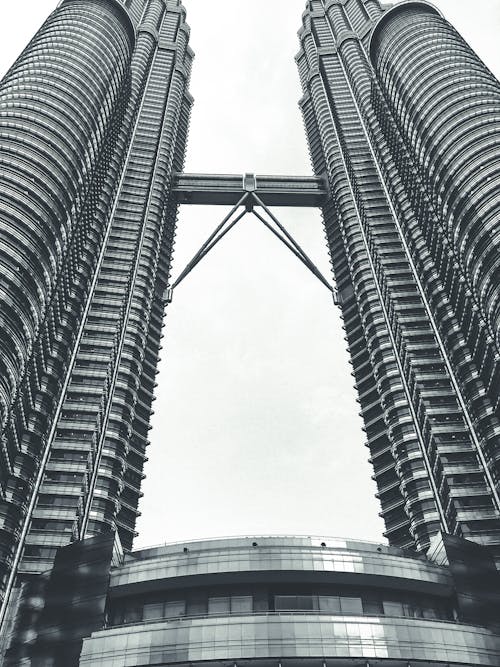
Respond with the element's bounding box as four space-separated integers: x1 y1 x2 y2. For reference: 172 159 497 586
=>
0 1 499 549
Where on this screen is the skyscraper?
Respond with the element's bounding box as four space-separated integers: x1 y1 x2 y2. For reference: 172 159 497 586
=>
0 0 193 614
297 0 500 560
0 0 500 667
0 0 500 661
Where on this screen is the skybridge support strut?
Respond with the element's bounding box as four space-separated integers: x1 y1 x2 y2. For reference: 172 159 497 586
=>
168 180 338 304
169 193 249 294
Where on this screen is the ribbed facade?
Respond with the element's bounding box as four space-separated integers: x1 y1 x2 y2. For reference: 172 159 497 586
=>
371 3 500 345
370 2 500 500
0 0 193 609
297 0 500 556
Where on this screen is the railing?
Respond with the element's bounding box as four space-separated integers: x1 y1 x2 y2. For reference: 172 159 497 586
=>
130 533 390 553
104 609 473 631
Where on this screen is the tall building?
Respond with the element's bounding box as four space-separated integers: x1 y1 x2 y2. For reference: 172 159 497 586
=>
297 0 500 559
0 0 193 614
1 0 500 662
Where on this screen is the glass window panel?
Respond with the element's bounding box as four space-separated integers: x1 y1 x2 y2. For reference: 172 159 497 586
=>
274 595 297 610
208 597 230 615
231 596 253 613
110 606 125 625
340 597 363 614
124 605 142 623
274 595 317 611
403 603 423 618
143 602 164 620
362 599 384 615
383 601 404 616
319 596 341 613
187 598 206 616
253 595 268 612
297 595 315 610
165 600 186 618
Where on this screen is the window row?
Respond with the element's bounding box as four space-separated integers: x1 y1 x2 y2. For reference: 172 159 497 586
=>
109 590 455 626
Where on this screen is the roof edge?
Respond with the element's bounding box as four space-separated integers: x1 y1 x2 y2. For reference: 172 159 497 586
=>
368 1 443 64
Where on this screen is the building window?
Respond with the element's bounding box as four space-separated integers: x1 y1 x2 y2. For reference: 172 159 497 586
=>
208 597 230 615
231 596 253 613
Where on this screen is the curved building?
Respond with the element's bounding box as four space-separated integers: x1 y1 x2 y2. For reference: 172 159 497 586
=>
0 0 500 662
0 0 135 432
0 0 136 611
371 2 500 345
5 534 500 665
0 0 194 623
297 0 500 559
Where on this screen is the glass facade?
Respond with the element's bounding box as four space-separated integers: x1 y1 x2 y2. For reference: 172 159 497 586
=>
369 3 500 553
108 590 454 626
0 0 193 616
0 0 136 610
110 536 451 589
297 0 500 557
21 0 194 574
0 0 499 663
80 616 500 667
4 535 498 665
13 535 488 666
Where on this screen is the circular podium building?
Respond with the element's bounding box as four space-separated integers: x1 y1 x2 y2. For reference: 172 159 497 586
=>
73 535 500 667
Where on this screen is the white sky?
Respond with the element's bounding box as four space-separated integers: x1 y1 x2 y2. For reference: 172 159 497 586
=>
0 1 499 549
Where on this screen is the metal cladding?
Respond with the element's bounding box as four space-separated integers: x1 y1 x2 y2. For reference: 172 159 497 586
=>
0 0 134 470
0 0 136 602
18 0 193 572
371 1 500 336
370 2 500 431
173 173 327 207
9 535 497 666
0 0 193 605
297 0 500 556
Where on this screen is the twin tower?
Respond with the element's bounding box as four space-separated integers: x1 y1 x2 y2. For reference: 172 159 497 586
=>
0 0 500 643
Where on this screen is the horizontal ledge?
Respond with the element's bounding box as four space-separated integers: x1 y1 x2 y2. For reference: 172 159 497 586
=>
80 615 500 666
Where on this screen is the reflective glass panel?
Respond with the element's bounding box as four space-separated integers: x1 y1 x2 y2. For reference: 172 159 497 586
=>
231 596 253 613
340 597 363 614
319 596 341 613
208 597 230 615
143 603 163 621
165 600 186 618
